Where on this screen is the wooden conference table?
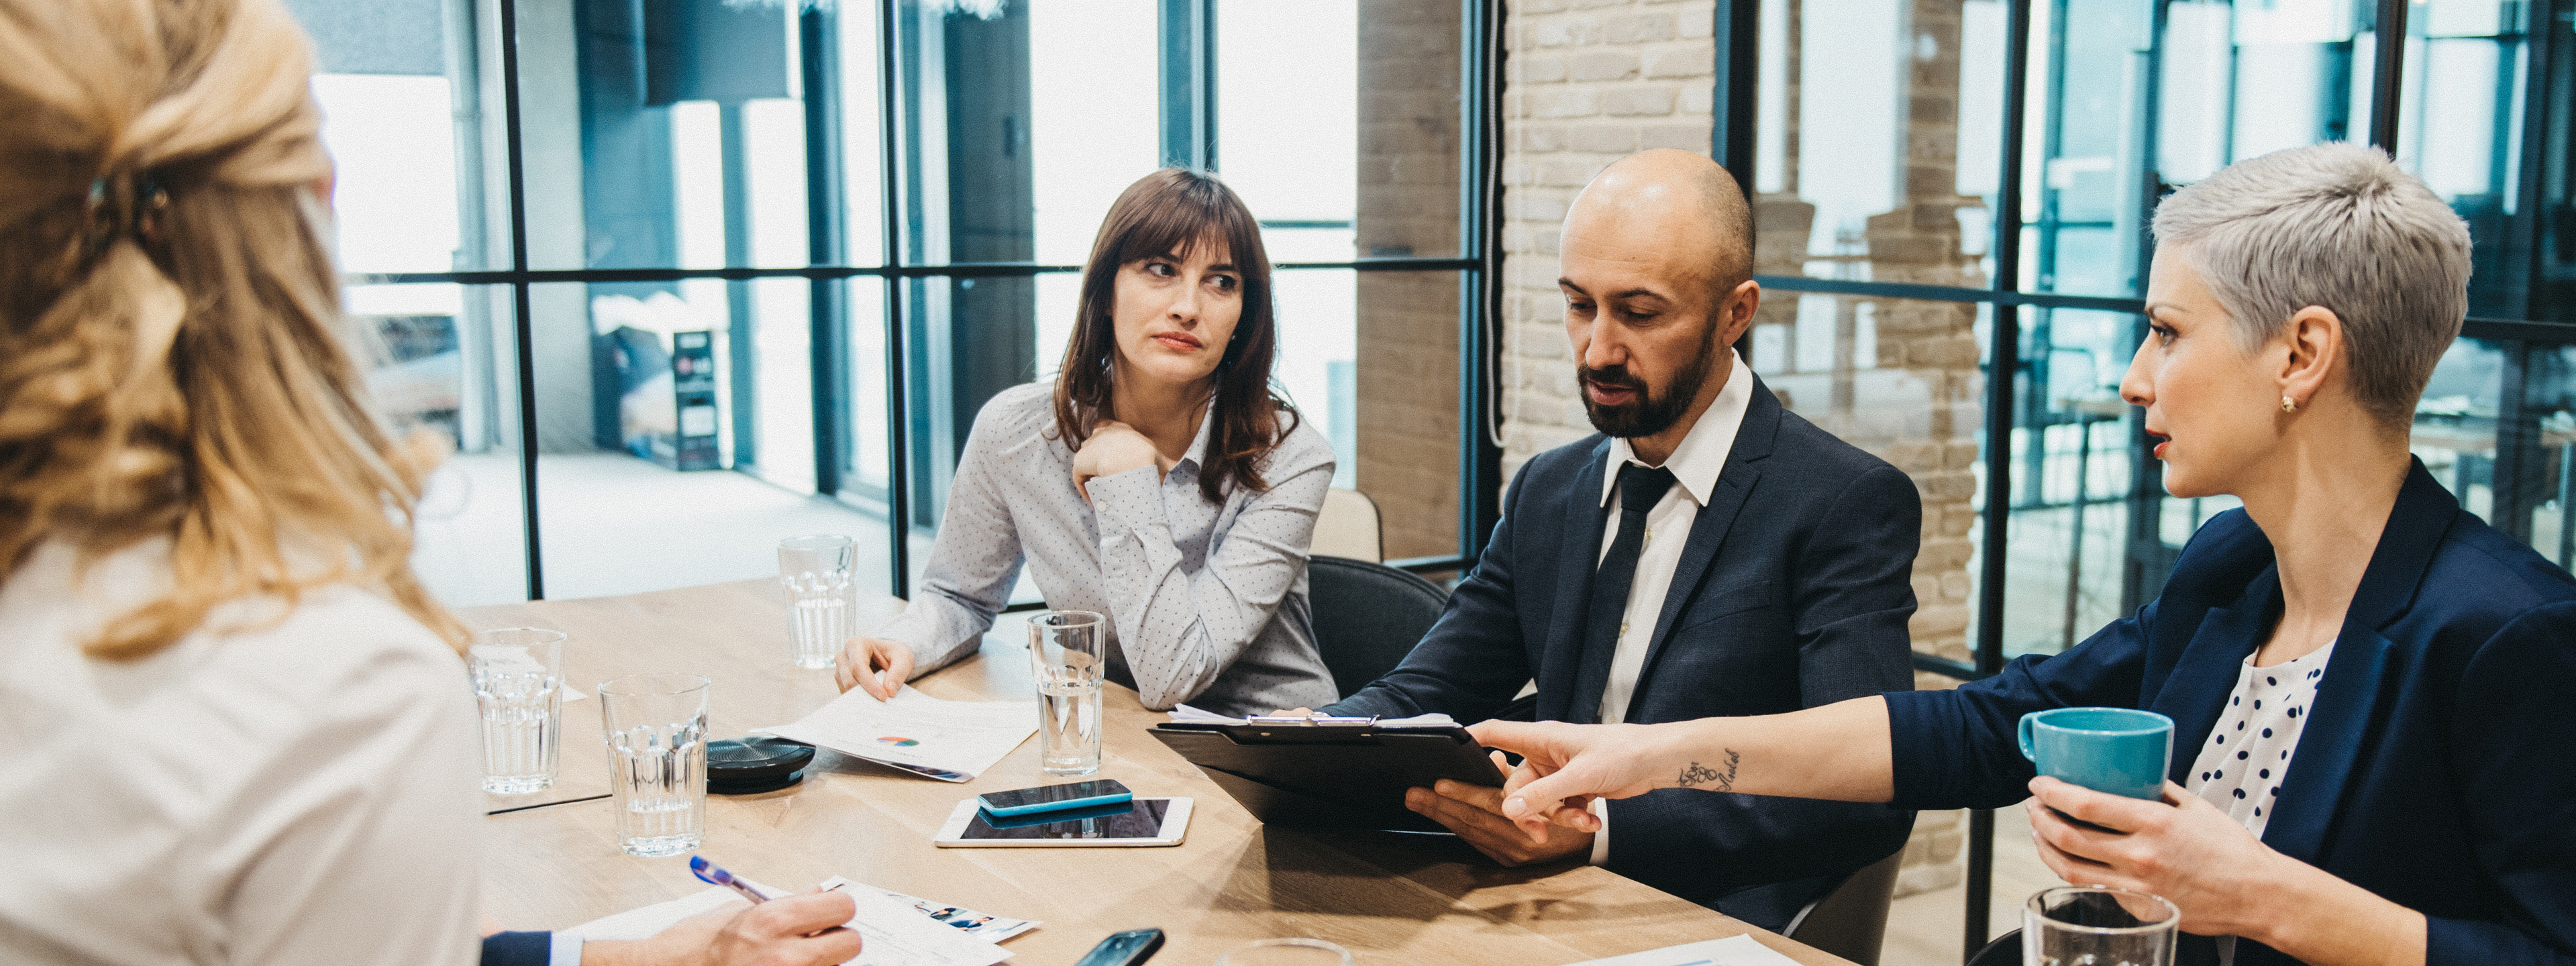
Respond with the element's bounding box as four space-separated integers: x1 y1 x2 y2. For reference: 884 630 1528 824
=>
468 580 1855 966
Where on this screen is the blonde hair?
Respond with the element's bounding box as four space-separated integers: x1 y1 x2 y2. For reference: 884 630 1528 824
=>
0 0 468 658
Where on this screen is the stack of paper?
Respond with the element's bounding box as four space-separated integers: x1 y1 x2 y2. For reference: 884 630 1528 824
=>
756 686 1037 783
566 874 1037 966
1559 934 1806 966
1167 704 1461 728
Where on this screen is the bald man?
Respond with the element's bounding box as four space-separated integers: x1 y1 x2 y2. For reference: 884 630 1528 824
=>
1314 150 1919 929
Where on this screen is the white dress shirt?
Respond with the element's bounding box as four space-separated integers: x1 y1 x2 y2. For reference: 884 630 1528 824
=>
0 539 485 966
1586 350 1755 863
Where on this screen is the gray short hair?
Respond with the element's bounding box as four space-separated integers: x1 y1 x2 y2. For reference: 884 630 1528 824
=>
2151 142 2471 427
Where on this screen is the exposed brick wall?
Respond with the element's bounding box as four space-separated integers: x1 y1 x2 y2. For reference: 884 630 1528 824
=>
1356 0 1465 561
1496 0 1980 898
1496 0 1716 477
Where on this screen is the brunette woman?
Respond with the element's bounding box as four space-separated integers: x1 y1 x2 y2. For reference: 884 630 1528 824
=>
837 169 1339 716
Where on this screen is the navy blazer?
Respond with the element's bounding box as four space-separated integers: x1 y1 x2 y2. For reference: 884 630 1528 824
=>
1325 378 1920 928
1888 461 2576 966
480 932 550 965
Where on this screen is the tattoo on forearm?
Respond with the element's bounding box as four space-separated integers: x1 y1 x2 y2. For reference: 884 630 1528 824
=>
1677 750 1741 792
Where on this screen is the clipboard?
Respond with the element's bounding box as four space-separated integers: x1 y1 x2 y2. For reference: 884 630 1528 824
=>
1147 716 1506 833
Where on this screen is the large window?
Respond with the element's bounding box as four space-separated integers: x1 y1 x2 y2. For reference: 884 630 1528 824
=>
296 0 1498 605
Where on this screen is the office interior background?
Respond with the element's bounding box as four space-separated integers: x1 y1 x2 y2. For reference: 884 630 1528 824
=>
310 0 2571 960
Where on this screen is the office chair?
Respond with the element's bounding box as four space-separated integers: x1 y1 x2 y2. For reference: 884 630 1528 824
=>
1782 850 1905 966
1965 930 2023 966
1305 555 1447 697
1312 488 1386 562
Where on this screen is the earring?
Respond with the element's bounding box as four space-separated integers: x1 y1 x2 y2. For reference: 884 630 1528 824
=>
2281 395 2298 413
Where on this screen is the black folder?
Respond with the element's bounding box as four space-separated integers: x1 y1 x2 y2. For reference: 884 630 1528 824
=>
1147 718 1506 833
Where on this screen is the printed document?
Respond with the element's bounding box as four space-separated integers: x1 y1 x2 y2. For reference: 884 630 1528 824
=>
1560 934 1804 966
756 686 1037 782
566 875 1018 966
849 879 1040 943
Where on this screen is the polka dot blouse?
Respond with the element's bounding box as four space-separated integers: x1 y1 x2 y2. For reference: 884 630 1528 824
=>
2183 641 2334 838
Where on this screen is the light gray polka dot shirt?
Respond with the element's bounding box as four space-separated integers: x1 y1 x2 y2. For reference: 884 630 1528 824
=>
874 382 1342 716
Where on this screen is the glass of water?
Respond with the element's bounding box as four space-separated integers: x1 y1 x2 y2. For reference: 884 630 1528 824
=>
1029 610 1105 777
1214 938 1353 966
470 627 567 794
779 535 856 670
2024 885 2180 966
599 674 711 857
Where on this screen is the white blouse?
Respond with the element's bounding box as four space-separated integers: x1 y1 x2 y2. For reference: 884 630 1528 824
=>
0 540 484 966
2183 641 2336 838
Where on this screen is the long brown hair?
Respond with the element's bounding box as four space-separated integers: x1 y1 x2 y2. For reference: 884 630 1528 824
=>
1051 168 1300 504
0 0 468 657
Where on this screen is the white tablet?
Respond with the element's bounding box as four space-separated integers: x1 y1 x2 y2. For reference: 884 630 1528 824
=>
933 797 1192 847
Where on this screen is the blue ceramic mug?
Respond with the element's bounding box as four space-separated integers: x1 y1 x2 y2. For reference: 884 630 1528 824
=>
2017 707 2173 801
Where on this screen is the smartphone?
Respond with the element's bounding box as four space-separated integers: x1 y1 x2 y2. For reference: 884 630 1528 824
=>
982 800 1137 830
935 797 1192 847
1072 928 1164 966
976 779 1133 817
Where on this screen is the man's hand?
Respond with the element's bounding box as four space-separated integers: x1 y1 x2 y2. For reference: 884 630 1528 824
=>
834 637 913 699
582 891 864 966
1404 752 1593 867
1070 420 1164 497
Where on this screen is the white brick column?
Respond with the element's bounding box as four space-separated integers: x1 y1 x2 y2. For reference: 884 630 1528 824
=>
1494 0 1969 898
1497 0 1716 478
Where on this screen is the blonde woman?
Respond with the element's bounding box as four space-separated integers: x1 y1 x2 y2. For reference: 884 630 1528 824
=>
1471 144 2576 966
0 2 856 964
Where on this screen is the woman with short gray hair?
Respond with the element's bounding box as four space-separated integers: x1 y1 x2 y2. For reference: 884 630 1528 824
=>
1468 142 2576 966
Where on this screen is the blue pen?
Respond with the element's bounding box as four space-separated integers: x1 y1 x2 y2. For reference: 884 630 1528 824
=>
689 855 771 906
690 857 852 937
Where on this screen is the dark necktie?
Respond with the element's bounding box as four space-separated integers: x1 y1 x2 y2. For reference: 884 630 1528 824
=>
1568 463 1677 724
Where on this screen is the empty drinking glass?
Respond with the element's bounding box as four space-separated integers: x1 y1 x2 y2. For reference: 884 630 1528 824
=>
1214 938 1353 966
1029 610 1106 777
2024 885 2180 966
470 627 567 794
600 674 711 857
779 535 856 670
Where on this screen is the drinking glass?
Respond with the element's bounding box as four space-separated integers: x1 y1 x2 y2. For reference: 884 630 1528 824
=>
470 627 567 794
2024 885 2180 966
1214 938 1353 966
600 674 711 857
1029 610 1106 777
778 535 856 670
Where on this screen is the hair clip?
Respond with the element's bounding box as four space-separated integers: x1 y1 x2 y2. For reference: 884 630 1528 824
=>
76 173 171 257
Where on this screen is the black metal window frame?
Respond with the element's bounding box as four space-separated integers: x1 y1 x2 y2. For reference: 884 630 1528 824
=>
1717 0 2576 956
362 0 1507 602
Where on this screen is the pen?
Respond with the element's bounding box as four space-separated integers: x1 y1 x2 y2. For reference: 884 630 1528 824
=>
688 855 770 906
688 855 852 936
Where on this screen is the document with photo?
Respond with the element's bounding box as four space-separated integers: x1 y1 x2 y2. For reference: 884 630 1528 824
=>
823 877 1039 943
756 686 1037 783
566 876 1013 966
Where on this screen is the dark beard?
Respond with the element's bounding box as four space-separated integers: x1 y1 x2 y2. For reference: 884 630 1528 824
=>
1579 320 1720 439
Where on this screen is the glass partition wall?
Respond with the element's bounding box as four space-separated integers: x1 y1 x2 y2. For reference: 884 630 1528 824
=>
319 0 1500 606
291 0 2576 952
1739 0 2576 956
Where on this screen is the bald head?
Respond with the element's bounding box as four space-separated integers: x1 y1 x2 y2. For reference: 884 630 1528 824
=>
1563 149 1753 292
1556 151 1760 458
